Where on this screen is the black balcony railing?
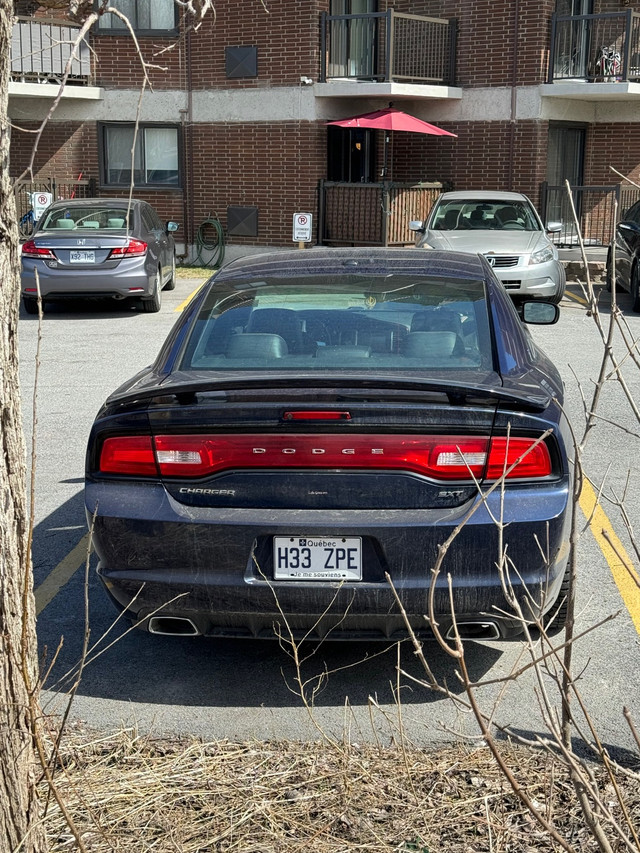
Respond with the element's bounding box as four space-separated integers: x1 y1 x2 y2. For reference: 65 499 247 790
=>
11 17 91 85
549 11 640 83
320 11 456 85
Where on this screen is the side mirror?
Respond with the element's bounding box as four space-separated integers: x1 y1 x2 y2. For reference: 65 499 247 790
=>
409 220 425 233
545 221 562 234
166 221 179 232
521 301 559 325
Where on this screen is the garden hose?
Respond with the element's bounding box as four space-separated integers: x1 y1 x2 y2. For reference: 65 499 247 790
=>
193 216 225 268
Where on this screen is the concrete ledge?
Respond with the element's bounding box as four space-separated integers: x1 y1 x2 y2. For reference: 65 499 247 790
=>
563 259 605 283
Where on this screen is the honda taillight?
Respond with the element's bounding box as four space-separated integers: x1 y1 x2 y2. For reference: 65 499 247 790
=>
108 239 147 259
98 433 552 481
21 240 55 259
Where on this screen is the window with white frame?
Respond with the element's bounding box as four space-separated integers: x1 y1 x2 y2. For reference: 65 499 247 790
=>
97 0 178 33
101 124 180 188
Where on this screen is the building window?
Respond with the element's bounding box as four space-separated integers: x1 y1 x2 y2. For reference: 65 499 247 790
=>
100 124 180 188
97 0 178 34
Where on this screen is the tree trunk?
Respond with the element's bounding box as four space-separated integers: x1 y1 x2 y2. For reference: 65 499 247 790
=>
0 3 48 850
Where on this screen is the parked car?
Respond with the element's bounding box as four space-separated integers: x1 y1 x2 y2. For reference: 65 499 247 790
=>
606 200 640 311
21 198 179 314
85 248 573 642
410 191 566 303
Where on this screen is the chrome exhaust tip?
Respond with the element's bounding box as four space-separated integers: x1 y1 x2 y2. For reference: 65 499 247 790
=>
446 621 501 641
148 616 200 636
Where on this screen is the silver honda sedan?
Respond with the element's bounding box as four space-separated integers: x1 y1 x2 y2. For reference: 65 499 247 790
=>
21 198 178 314
410 190 565 303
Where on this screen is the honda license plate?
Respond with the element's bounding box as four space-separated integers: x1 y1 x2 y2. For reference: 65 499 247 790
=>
273 536 362 581
69 250 95 264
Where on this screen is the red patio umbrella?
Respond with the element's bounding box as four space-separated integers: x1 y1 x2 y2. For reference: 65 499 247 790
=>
327 106 457 179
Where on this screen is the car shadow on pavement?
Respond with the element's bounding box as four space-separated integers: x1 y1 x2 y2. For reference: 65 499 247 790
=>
21 298 144 319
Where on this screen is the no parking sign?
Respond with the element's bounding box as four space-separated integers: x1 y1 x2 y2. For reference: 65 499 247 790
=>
292 212 313 243
32 191 53 222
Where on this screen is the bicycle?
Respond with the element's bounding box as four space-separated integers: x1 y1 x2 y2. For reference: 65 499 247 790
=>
19 206 35 238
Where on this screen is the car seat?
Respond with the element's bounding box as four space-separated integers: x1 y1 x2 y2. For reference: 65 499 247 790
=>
468 208 486 228
247 308 305 353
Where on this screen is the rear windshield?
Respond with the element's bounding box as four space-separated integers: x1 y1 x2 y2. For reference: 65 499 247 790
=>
431 199 540 232
39 207 132 231
179 275 493 373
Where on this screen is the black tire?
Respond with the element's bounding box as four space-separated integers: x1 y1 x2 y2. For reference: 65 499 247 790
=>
605 254 613 293
543 559 571 636
164 254 176 291
631 265 640 313
141 270 162 313
548 278 566 305
23 295 39 315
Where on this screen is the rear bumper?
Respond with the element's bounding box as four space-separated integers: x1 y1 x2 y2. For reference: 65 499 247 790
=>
87 479 572 640
21 257 152 299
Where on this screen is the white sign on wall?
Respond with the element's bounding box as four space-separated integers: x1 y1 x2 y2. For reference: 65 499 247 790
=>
292 212 313 243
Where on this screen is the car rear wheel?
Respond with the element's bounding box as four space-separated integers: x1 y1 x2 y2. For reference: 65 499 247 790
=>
141 269 162 313
23 295 39 315
164 254 176 291
631 264 640 313
543 557 572 636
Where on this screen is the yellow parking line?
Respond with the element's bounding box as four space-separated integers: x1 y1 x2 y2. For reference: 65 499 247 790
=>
34 532 93 616
564 288 588 306
175 281 207 313
579 479 640 634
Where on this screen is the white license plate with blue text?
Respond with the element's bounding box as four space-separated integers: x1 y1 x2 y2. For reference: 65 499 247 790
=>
69 250 95 264
273 536 362 581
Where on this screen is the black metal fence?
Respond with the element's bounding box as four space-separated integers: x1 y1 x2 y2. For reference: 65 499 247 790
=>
549 11 640 83
14 177 96 234
318 180 442 246
320 10 456 84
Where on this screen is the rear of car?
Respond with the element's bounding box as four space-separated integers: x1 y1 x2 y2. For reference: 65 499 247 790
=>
85 249 572 641
412 191 566 303
20 199 176 314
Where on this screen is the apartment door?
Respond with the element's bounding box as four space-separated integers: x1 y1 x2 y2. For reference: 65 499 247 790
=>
556 0 593 79
329 0 377 79
546 123 586 238
327 126 375 183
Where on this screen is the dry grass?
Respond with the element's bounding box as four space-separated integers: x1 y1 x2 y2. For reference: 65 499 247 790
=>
176 265 215 279
42 727 639 852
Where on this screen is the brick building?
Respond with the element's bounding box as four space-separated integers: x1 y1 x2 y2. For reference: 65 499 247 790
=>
9 0 640 260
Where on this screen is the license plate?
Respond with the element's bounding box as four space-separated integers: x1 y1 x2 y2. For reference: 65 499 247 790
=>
69 250 95 264
273 536 362 581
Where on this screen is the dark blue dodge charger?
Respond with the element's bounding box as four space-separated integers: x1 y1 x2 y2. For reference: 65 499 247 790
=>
85 248 573 641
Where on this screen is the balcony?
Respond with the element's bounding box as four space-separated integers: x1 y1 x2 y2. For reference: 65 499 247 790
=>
9 17 102 101
317 11 459 102
546 11 640 101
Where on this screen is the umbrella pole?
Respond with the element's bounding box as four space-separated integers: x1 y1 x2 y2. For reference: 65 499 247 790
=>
382 132 389 178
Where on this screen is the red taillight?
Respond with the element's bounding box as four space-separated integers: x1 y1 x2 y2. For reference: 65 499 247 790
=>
486 436 552 479
99 436 158 476
108 239 147 259
21 240 55 259
98 434 552 481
